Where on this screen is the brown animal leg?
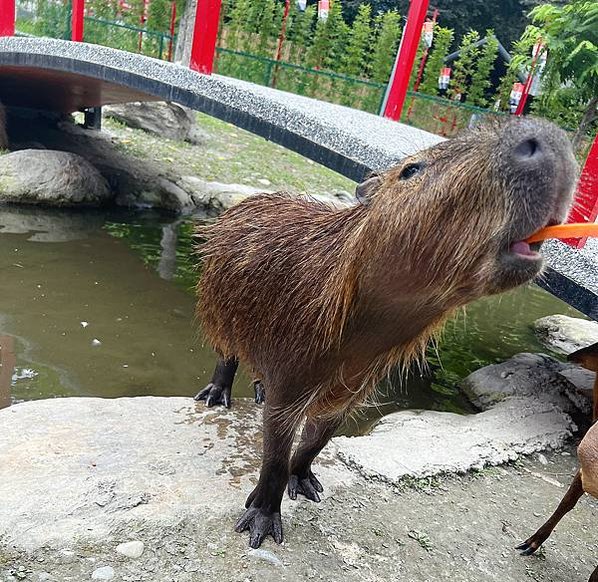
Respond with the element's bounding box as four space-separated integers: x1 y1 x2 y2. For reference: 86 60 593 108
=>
235 403 300 548
516 470 584 555
590 566 598 582
288 416 343 502
194 356 238 408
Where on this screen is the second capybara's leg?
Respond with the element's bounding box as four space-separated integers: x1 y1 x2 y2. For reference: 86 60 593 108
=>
516 470 584 555
194 356 238 408
235 401 300 548
288 416 343 503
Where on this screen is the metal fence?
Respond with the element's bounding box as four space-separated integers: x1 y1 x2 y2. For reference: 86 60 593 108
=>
214 48 505 137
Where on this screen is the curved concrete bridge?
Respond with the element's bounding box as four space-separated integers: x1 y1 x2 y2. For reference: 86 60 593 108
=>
0 36 596 319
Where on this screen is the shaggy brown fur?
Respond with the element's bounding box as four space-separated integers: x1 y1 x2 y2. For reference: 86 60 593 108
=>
196 117 578 549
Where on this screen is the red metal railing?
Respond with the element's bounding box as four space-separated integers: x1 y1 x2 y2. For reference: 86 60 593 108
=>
0 0 15 36
566 134 598 249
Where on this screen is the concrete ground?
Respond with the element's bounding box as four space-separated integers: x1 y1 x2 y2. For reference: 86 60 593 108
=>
0 397 596 582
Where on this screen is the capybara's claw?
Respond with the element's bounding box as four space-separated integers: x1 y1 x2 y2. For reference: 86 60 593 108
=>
194 383 232 408
288 470 324 502
253 380 265 405
235 505 283 548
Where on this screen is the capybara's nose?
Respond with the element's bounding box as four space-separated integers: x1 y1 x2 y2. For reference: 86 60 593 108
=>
513 137 543 163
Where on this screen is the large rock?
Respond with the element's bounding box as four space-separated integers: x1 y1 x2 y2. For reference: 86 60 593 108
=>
334 397 575 483
534 314 598 355
461 352 593 417
179 176 271 214
0 149 111 206
103 102 206 145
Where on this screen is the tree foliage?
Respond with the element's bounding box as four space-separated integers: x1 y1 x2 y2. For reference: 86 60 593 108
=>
341 3 372 78
369 10 402 83
468 30 499 107
419 26 454 96
526 0 598 145
448 30 480 101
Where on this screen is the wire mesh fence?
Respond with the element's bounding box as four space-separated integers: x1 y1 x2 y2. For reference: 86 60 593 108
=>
215 48 506 137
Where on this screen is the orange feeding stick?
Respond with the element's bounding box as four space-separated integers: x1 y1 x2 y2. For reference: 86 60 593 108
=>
526 223 598 243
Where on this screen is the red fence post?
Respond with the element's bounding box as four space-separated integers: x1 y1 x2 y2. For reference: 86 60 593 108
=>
167 1 177 61
0 0 15 36
382 0 429 121
565 134 598 249
71 0 85 42
189 0 222 74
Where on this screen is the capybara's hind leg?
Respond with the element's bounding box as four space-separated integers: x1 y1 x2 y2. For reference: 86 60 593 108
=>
253 379 265 404
516 470 584 555
194 356 238 408
590 565 598 582
288 416 343 503
235 400 301 548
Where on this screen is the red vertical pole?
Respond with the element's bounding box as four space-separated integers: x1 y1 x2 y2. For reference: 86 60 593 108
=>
515 40 543 116
564 134 598 249
0 0 16 36
271 0 291 87
71 0 85 42
167 1 177 62
383 0 429 121
189 0 222 74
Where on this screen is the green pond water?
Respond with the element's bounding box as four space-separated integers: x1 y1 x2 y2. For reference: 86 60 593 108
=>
0 205 585 433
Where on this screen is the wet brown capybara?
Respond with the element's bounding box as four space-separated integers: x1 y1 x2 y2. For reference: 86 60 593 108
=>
195 117 578 548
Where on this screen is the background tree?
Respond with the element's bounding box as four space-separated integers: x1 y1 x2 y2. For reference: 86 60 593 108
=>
341 3 372 78
306 0 347 71
448 29 480 101
467 30 499 107
526 0 598 147
494 34 535 111
419 25 454 95
342 0 556 48
369 10 401 83
286 5 317 65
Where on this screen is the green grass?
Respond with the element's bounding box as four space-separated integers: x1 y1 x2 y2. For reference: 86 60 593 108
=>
103 112 355 197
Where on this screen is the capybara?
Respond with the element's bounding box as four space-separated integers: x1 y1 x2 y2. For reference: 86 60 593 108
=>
196 117 578 548
517 421 598 582
0 102 7 150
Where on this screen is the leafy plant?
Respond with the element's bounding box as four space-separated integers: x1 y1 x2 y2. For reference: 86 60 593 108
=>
448 29 480 101
341 3 372 78
467 29 498 107
419 25 454 96
527 0 598 146
369 9 402 84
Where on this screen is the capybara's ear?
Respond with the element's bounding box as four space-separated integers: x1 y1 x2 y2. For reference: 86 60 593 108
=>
355 174 382 206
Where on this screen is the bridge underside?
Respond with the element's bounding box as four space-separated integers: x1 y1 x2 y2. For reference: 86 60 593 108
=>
0 66 157 112
0 36 596 320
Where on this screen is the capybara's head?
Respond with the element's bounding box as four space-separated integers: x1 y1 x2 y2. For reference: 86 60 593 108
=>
358 117 578 304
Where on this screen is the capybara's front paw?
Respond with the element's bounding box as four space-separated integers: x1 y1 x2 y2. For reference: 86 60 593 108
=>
235 505 283 548
288 470 324 502
194 383 232 408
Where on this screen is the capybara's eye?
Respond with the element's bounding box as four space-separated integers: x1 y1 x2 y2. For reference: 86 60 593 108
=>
399 163 423 180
